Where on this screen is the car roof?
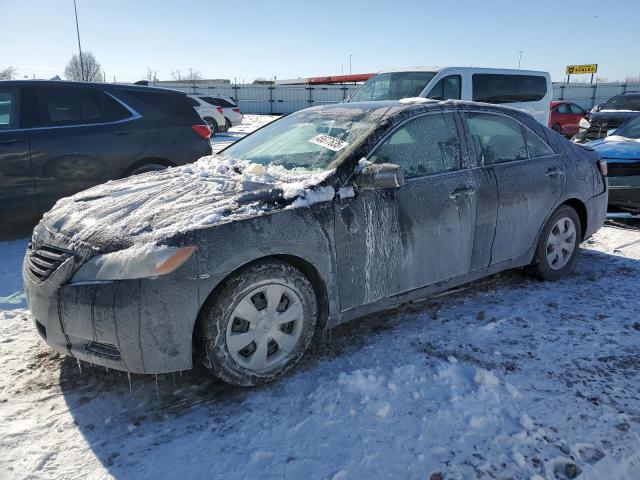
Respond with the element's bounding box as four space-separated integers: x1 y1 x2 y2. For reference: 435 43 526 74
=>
302 99 536 121
0 79 185 95
375 66 549 76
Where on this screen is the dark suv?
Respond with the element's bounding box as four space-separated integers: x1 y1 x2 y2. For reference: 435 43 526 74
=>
0 80 212 237
576 92 640 142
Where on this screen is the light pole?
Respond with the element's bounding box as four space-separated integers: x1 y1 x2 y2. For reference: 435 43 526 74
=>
518 50 524 70
73 0 85 81
349 54 353 76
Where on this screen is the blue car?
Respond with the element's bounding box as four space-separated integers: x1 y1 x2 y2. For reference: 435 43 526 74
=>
590 114 640 213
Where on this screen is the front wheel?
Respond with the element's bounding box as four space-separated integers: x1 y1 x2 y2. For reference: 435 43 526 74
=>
195 260 318 386
528 205 581 280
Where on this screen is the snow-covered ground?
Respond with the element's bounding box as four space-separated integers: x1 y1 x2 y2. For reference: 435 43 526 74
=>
211 114 279 153
1 222 639 480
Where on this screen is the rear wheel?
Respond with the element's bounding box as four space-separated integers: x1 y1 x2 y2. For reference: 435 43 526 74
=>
225 118 232 130
126 161 169 176
204 117 219 136
552 123 562 134
195 260 317 386
528 205 581 280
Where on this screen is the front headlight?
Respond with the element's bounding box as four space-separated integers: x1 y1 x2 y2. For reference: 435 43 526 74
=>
71 245 196 283
579 118 591 130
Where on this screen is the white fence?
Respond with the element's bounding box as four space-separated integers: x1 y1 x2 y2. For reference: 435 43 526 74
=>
157 81 640 115
157 82 360 114
553 82 640 110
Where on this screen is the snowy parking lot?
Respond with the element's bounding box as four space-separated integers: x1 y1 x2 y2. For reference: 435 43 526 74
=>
1 116 639 479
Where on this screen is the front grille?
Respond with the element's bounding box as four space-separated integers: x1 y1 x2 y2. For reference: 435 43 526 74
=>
27 244 73 282
586 120 624 140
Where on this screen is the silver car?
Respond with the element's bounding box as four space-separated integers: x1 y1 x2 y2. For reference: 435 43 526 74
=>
23 100 608 386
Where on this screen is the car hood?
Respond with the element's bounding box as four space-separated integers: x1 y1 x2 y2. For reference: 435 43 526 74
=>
39 155 336 252
590 137 640 160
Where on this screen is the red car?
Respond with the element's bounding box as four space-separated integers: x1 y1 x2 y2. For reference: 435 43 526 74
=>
549 101 587 137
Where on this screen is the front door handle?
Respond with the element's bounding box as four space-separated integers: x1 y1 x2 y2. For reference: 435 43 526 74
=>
449 185 476 199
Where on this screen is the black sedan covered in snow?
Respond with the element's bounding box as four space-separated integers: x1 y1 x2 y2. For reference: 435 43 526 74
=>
24 100 608 386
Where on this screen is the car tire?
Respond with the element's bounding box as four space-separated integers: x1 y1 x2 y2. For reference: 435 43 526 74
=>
195 260 318 386
126 161 169 176
527 205 581 281
204 117 218 136
552 123 562 134
225 118 232 130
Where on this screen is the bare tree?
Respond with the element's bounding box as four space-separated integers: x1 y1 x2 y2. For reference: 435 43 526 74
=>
64 51 102 82
186 68 202 82
0 66 17 80
145 67 159 83
170 69 182 81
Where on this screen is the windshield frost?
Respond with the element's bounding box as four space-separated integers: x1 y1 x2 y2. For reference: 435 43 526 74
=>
221 108 377 172
612 115 640 139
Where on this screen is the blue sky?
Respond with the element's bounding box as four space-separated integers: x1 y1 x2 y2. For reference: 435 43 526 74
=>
1 0 639 83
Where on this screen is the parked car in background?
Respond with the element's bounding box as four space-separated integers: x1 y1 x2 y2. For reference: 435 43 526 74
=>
548 101 587 137
573 92 640 143
24 100 607 386
590 114 640 213
187 94 226 134
197 95 243 129
0 80 212 237
348 67 553 125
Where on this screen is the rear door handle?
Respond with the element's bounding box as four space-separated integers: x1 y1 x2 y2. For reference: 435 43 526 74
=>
113 130 134 136
449 185 476 199
0 138 23 145
546 167 564 177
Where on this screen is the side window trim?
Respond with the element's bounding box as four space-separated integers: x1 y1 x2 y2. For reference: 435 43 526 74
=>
28 88 141 131
365 110 463 179
460 109 556 166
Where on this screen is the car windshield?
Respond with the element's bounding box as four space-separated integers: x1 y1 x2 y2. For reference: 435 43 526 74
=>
221 108 378 172
612 115 640 139
601 95 640 111
349 71 437 102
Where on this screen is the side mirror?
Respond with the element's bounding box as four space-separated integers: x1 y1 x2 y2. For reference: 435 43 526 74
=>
355 163 404 189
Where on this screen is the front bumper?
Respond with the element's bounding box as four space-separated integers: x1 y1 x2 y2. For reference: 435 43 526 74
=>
23 229 200 374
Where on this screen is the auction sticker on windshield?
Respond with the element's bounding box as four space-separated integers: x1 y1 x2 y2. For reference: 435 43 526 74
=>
309 134 349 152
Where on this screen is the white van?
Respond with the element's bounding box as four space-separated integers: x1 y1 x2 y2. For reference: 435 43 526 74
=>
348 67 552 125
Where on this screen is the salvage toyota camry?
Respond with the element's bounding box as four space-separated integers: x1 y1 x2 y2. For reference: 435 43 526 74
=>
24 100 608 386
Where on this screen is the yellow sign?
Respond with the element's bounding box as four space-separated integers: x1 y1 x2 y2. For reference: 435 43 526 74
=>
566 64 598 75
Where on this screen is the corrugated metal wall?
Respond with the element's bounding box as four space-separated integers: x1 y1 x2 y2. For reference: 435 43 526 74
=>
553 83 640 110
157 81 640 114
158 82 360 114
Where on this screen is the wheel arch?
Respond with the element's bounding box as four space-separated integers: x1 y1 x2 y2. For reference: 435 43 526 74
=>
561 198 588 241
192 253 331 348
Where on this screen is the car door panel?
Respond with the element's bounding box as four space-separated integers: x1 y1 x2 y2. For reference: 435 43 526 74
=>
488 155 565 263
334 111 477 311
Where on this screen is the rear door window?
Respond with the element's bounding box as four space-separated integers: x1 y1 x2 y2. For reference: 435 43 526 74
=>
523 128 554 158
370 113 461 178
464 112 528 165
426 75 461 101
34 86 131 127
556 104 570 114
472 74 547 103
0 89 19 129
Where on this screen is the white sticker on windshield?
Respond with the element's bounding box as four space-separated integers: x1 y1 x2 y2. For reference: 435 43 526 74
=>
309 134 349 152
